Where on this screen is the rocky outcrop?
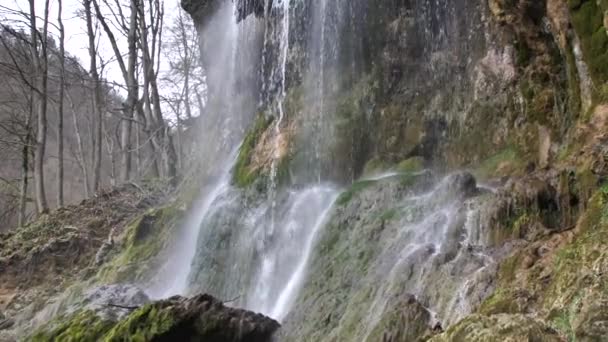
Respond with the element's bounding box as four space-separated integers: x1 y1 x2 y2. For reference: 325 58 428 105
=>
279 171 500 341
31 293 280 342
182 0 266 23
429 314 562 341
177 0 608 341
0 182 191 340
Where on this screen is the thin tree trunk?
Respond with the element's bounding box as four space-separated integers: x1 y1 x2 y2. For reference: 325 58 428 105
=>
91 0 138 182
67 92 90 198
135 120 141 178
138 0 177 184
18 90 34 226
85 0 104 192
57 0 66 207
178 9 193 120
30 0 50 214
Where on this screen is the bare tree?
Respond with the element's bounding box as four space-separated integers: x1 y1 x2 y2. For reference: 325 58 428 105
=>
84 0 104 192
92 0 139 182
66 90 90 198
56 0 66 207
29 0 51 214
137 0 177 184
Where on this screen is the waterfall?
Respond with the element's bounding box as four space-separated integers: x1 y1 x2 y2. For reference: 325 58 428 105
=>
154 0 496 328
152 0 344 322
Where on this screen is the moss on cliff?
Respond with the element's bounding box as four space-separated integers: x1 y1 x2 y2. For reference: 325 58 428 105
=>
467 184 608 340
569 0 608 100
430 314 562 342
473 146 525 180
96 204 182 283
233 113 274 188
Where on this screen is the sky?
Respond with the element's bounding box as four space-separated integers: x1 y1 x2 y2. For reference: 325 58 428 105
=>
2 0 182 90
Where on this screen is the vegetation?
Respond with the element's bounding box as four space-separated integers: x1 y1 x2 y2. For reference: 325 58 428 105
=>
232 114 274 188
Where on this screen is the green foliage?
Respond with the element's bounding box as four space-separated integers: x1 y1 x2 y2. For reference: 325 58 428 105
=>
233 114 274 188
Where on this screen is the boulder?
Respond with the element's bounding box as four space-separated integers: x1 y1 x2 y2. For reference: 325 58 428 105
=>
32 293 280 342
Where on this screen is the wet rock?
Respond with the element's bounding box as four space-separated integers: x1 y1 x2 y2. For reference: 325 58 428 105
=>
441 172 478 198
182 0 268 24
371 293 434 342
67 284 150 321
0 317 14 331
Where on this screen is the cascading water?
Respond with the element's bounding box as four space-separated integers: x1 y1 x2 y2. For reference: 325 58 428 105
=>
358 174 497 340
154 0 500 333
153 0 343 322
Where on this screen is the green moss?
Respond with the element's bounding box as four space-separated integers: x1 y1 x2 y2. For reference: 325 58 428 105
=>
30 311 115 342
233 114 274 188
378 208 398 221
362 157 390 176
336 180 377 205
479 288 521 315
96 205 181 283
104 304 175 341
395 157 425 173
474 146 524 180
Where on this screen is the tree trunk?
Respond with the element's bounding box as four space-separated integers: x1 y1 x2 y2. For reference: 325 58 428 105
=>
91 0 138 183
57 0 66 207
18 90 34 226
85 0 104 193
30 0 50 214
67 93 90 198
137 0 178 185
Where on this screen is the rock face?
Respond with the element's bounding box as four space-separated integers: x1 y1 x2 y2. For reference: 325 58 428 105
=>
179 0 608 340
31 293 280 342
279 171 500 341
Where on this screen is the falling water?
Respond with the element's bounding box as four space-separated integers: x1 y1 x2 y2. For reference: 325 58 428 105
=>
155 0 497 329
248 186 338 318
148 152 236 298
151 0 345 322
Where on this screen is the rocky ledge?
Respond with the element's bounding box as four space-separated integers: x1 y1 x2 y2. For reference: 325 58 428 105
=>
31 292 280 341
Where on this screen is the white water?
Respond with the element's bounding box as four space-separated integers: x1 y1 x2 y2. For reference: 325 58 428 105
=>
247 186 339 319
269 188 338 320
150 152 237 298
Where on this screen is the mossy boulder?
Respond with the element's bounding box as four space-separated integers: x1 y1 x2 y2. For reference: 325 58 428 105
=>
32 293 280 342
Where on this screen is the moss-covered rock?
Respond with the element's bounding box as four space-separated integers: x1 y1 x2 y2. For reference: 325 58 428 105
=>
30 310 115 342
233 114 275 188
96 204 183 284
31 293 280 342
